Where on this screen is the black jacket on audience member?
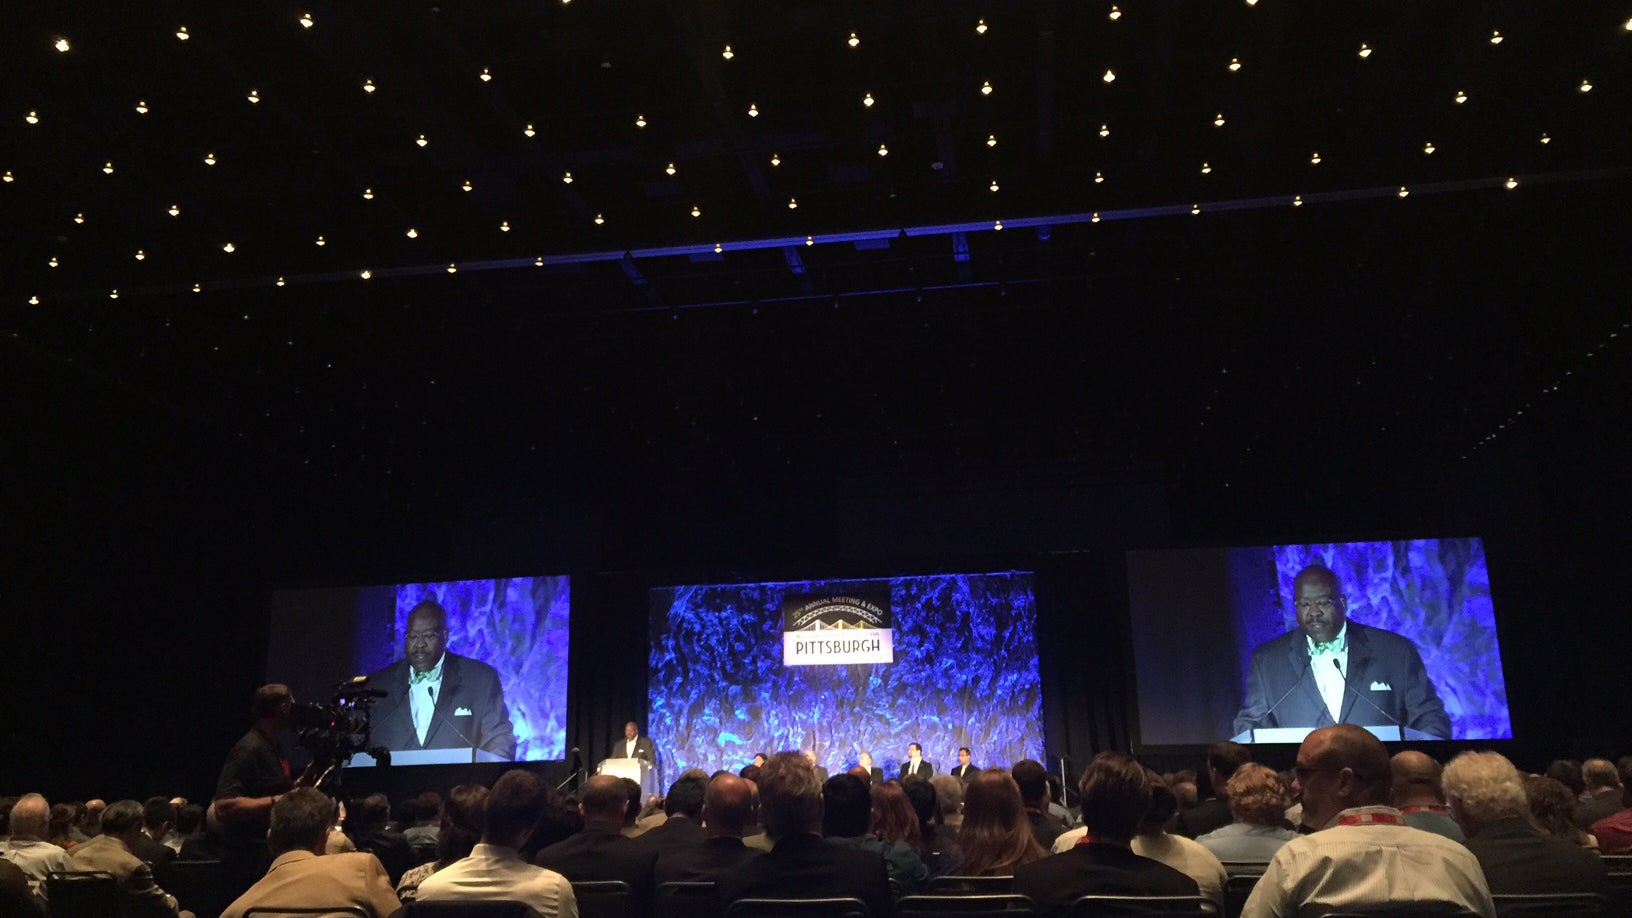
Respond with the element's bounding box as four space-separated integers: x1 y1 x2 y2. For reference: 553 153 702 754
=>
1013 841 1200 918
716 833 892 918
1463 816 1610 897
631 814 707 860
534 826 658 906
653 837 762 884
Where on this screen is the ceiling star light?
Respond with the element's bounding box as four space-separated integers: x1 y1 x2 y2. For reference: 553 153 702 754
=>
1108 5 1122 20
362 187 374 199
222 241 236 252
722 44 734 60
993 220 1003 231
1358 43 1372 58
461 179 472 191
48 256 58 267
1578 78 1593 93
1309 151 1322 165
277 277 286 286
204 151 217 165
362 79 376 93
168 203 180 216
1213 112 1226 127
360 269 372 280
788 197 798 208
863 92 875 107
1200 162 1212 174
102 161 115 174
315 235 325 246
1293 195 1303 206
1191 204 1201 215
1102 69 1116 83
635 113 647 128
806 235 814 245
747 102 759 117
594 213 605 224
446 263 457 273
1539 132 1551 144
770 152 781 166
522 123 536 138
1489 30 1503 44
176 26 190 40
135 100 149 114
563 171 573 183
299 11 313 28
480 67 492 82
109 290 119 299
986 134 997 147
405 227 418 238
1505 176 1518 189
192 283 201 292
691 205 701 217
25 111 39 125
981 81 993 95
74 212 84 223
1099 123 1110 137
28 296 39 305
247 89 260 103
1091 212 1101 223
848 32 860 48
714 242 723 253
1454 90 1467 104
989 179 999 192
416 134 428 147
1423 141 1436 154
54 37 71 52
2 171 12 182
975 18 988 35
134 249 146 260
500 220 510 232
1094 170 1104 183
1228 57 1242 72
877 143 889 156
1397 186 1410 198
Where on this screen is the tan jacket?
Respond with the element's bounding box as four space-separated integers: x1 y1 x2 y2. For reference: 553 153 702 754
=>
67 833 181 917
221 850 400 918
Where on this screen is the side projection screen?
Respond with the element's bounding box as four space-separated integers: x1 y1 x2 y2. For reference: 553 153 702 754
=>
1127 538 1511 745
267 575 570 765
649 571 1043 781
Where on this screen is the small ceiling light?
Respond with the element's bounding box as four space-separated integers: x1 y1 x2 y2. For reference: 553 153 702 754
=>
635 113 647 128
176 26 190 41
276 276 286 286
222 241 236 253
975 18 988 35
362 79 376 93
1108 5 1122 20
315 235 325 246
361 187 374 199
1505 176 1518 190
1213 112 1226 127
721 44 734 60
1091 212 1101 223
25 111 39 125
299 11 314 28
1489 30 1502 45
1094 170 1104 183
993 220 1003 231
1293 195 1303 206
1246 0 1258 5
1423 141 1436 154
1578 78 1593 93
770 152 781 166
535 256 544 266
747 102 758 117
191 283 201 293
1625 17 1632 31
986 134 997 147
203 151 216 165
28 295 39 305
54 37 71 52
594 213 605 225
806 235 814 246
665 162 677 175
360 269 372 280
247 88 260 103
563 171 573 183
500 220 510 232
479 67 492 82
1098 123 1110 137
133 249 146 261
446 263 457 273
48 256 58 267
135 100 149 114
1454 90 1467 104
788 197 798 209
863 92 875 107
416 134 428 147
168 203 180 217
74 212 84 224
1102 69 1116 83
523 123 536 137
691 205 701 217
1191 203 1201 215
2 171 12 182
877 143 888 156
462 179 473 191
1228 57 1242 72
989 179 999 192
109 289 119 299
102 161 115 174
848 32 860 47
1397 186 1410 198
714 242 724 253
1358 43 1372 59
1539 132 1551 144
981 81 993 95
405 227 418 238
1309 151 1322 165
1200 162 1212 174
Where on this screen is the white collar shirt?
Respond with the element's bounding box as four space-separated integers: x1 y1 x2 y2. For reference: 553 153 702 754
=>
408 652 447 745
1307 623 1349 723
415 843 578 918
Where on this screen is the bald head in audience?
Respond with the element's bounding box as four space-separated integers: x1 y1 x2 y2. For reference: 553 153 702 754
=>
579 775 630 831
1293 724 1391 830
703 773 754 839
1391 750 1449 808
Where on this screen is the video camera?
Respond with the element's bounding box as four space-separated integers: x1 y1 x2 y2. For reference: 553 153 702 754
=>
291 676 393 778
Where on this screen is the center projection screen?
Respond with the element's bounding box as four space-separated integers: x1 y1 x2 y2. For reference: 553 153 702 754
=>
648 571 1043 782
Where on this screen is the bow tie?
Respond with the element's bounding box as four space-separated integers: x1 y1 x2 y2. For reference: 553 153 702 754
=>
412 664 441 685
1310 639 1344 656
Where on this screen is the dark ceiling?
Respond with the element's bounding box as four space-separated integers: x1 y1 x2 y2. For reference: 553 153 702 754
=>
4 1 1632 533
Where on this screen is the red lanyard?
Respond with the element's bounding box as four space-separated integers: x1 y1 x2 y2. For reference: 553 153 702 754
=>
1336 811 1406 827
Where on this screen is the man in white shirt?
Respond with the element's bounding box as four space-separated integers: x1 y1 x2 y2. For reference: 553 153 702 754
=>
1241 725 1493 918
0 794 74 900
417 770 577 918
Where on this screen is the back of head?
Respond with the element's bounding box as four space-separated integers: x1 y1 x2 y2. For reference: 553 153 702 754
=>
438 784 489 865
958 767 1045 876
664 775 707 820
1320 724 1392 805
9 794 49 840
739 764 762 783
100 800 145 837
141 797 174 833
1441 750 1526 828
903 779 937 828
269 788 337 856
1138 769 1178 834
485 770 551 845
759 751 823 839
620 778 643 825
1011 759 1050 805
1582 758 1620 791
1545 759 1585 796
703 774 753 837
252 683 293 721
930 775 963 818
349 793 391 834
1206 742 1252 786
821 775 872 838
870 782 921 848
1522 775 1585 842
1078 752 1150 844
1390 750 1448 805
580 775 628 825
415 791 444 825
175 804 205 836
48 804 76 843
846 766 870 783
1225 763 1289 825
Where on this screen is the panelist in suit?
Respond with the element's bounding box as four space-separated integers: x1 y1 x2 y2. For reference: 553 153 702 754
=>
857 751 885 785
613 721 656 764
949 747 977 783
1232 564 1452 740
368 600 517 760
899 742 934 780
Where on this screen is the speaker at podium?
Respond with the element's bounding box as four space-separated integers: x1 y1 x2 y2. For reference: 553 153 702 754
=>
598 756 660 799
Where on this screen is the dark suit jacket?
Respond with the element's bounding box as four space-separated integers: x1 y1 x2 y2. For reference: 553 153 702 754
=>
534 826 658 901
611 735 657 764
653 837 761 884
898 760 935 781
1575 788 1624 829
1172 798 1231 839
1013 841 1200 918
1464 816 1609 897
1232 622 1452 738
129 832 177 868
632 815 707 860
948 763 977 783
716 833 891 918
0 859 41 917
369 652 517 759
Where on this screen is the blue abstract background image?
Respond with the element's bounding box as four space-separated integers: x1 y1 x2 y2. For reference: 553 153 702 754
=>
649 572 1043 781
1231 538 1511 740
354 576 571 761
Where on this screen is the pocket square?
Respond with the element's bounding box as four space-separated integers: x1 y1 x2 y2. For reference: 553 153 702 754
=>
455 706 473 716
1369 681 1392 691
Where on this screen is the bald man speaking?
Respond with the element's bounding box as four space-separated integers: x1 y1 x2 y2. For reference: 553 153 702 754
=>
1233 564 1451 740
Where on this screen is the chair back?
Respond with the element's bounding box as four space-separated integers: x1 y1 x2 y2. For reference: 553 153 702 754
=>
1217 863 1268 878
725 897 871 918
928 877 1016 894
401 902 545 917
1309 906 1481 918
1602 854 1632 883
45 871 120 918
155 858 231 918
896 893 1035 916
655 881 720 918
1492 893 1607 918
1065 894 1219 916
410 843 440 867
572 880 634 918
241 907 370 917
1222 874 1261 918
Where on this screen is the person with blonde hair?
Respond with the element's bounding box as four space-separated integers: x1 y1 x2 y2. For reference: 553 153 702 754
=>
956 768 1045 877
1195 763 1298 861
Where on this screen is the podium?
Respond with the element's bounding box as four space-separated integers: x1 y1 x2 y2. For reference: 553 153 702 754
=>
348 748 510 767
1231 725 1444 744
599 756 660 798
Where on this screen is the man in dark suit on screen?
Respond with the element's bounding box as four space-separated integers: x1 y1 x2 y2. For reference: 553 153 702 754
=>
368 600 517 760
1233 564 1451 740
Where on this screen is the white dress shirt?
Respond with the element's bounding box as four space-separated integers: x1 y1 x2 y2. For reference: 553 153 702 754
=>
416 843 577 918
408 652 446 745
1308 624 1349 722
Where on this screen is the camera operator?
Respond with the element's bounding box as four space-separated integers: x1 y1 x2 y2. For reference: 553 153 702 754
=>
213 684 315 896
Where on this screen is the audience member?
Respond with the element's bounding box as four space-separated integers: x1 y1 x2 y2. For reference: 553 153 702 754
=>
175 804 222 862
402 791 443 848
416 770 575 917
1524 775 1597 848
0 797 16 838
1240 725 1493 918
654 772 761 883
1546 759 1587 798
44 805 77 851
1044 773 1076 828
1590 758 1632 855
870 782 925 859
929 775 964 829
955 768 1044 878
1194 763 1298 862
821 775 926 897
163 802 201 854
1127 771 1226 908
534 775 657 907
1389 750 1464 842
716 752 892 917
213 684 302 894
345 793 413 885
0 794 74 899
1012 759 1067 850
130 797 178 867
221 788 400 918
1577 758 1626 828
0 859 39 918
67 799 191 918
397 784 487 902
1013 752 1198 917
1441 751 1608 897
633 773 709 857
903 778 956 875
77 799 106 842
1174 742 1252 839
